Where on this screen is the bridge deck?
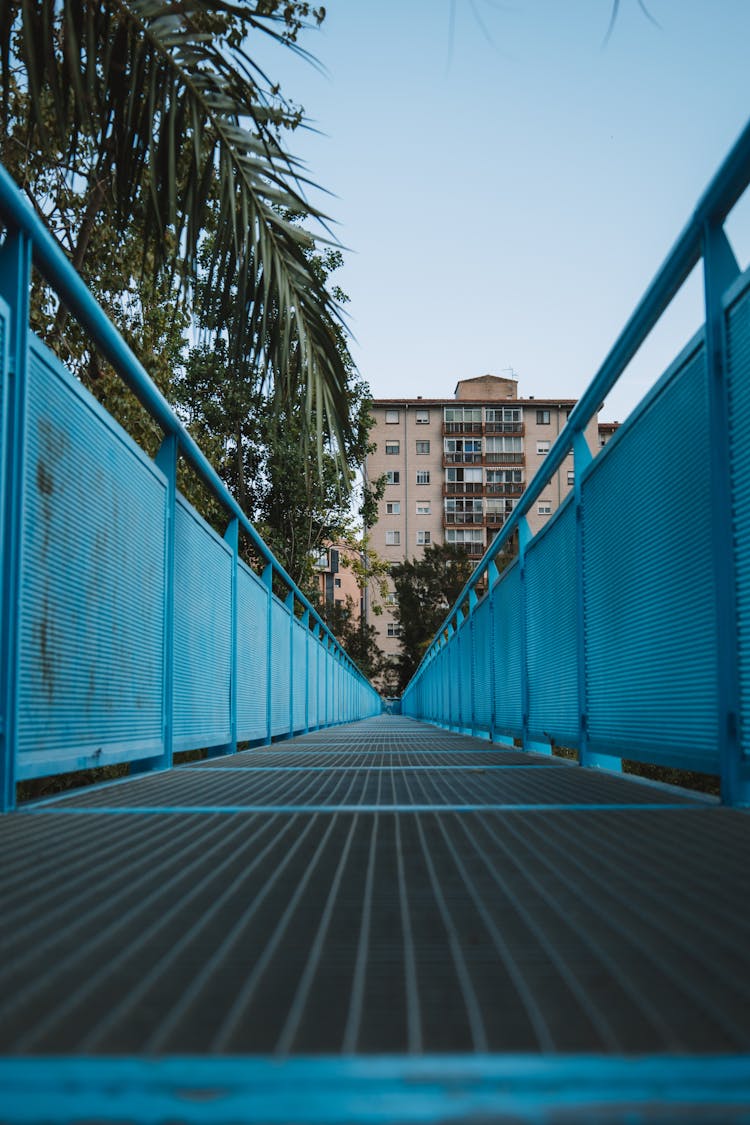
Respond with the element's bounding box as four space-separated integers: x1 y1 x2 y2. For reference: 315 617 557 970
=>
2 716 750 1119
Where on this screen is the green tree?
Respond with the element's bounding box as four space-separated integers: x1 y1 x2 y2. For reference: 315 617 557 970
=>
0 1 354 450
323 595 388 683
391 543 475 691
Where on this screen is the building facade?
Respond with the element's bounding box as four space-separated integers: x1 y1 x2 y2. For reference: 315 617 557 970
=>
365 374 602 663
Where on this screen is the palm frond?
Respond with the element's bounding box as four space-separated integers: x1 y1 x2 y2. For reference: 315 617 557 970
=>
2 0 352 454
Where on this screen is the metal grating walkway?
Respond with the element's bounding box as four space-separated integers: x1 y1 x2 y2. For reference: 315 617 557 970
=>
3 715 750 1121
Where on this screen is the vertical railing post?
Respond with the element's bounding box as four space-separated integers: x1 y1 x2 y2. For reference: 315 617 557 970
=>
263 563 273 744
573 431 621 772
704 221 747 805
223 516 239 756
286 590 295 738
0 229 30 813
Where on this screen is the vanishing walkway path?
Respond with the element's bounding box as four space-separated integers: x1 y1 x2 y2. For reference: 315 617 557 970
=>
2 715 748 1061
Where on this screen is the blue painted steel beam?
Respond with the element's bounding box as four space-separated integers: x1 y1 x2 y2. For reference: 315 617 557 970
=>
2 1054 749 1125
0 230 30 812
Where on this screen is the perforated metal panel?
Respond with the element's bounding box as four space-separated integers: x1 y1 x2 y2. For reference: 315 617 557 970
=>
583 344 719 768
458 619 472 729
318 645 327 726
472 597 492 732
526 499 578 746
270 599 291 737
236 561 268 742
307 633 319 729
493 561 523 736
0 295 7 716
173 495 232 752
17 338 166 776
292 619 307 732
727 279 750 758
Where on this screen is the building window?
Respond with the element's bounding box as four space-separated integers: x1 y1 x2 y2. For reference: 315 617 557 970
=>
385 592 397 606
385 530 401 546
417 530 431 545
386 471 400 485
486 407 521 423
538 500 552 515
387 622 402 637
385 440 400 455
385 409 400 424
536 409 551 425
567 469 574 485
416 440 430 455
386 501 401 515
536 441 550 456
415 409 430 424
416 470 431 485
446 467 482 484
416 502 431 515
444 407 482 423
334 577 342 588
445 528 483 544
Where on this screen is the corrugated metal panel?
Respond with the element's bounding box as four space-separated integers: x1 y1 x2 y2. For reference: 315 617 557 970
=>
17 338 166 776
173 495 232 752
727 279 750 758
493 561 523 736
270 599 291 736
526 499 578 747
236 561 268 742
472 597 492 731
292 619 307 732
583 345 719 767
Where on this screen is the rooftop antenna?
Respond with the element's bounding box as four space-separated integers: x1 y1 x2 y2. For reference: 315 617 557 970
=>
501 366 517 380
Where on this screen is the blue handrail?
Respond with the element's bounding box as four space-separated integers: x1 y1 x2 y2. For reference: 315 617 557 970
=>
403 115 750 806
0 162 381 811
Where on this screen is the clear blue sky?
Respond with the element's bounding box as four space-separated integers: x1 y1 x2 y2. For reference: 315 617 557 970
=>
262 1 750 423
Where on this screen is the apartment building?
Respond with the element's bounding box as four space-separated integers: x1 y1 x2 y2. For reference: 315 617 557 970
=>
365 374 601 662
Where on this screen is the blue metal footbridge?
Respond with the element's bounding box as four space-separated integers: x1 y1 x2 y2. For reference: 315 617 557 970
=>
3 121 750 1123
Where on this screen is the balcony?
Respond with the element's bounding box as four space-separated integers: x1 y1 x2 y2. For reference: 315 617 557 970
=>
485 481 525 496
443 482 484 496
442 453 483 466
485 511 508 527
442 422 483 435
447 542 485 559
484 452 524 465
443 512 484 526
485 421 524 435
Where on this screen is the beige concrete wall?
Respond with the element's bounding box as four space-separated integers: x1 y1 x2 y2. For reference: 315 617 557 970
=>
366 390 603 667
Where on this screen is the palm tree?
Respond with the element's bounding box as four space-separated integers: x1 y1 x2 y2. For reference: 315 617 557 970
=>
0 0 352 451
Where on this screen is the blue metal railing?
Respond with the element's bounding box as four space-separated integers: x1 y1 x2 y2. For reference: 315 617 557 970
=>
0 164 381 813
402 117 750 807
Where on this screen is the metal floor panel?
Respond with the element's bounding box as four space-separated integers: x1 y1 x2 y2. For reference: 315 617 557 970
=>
1 803 749 1056
196 748 568 768
28 762 698 809
4 714 749 1088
